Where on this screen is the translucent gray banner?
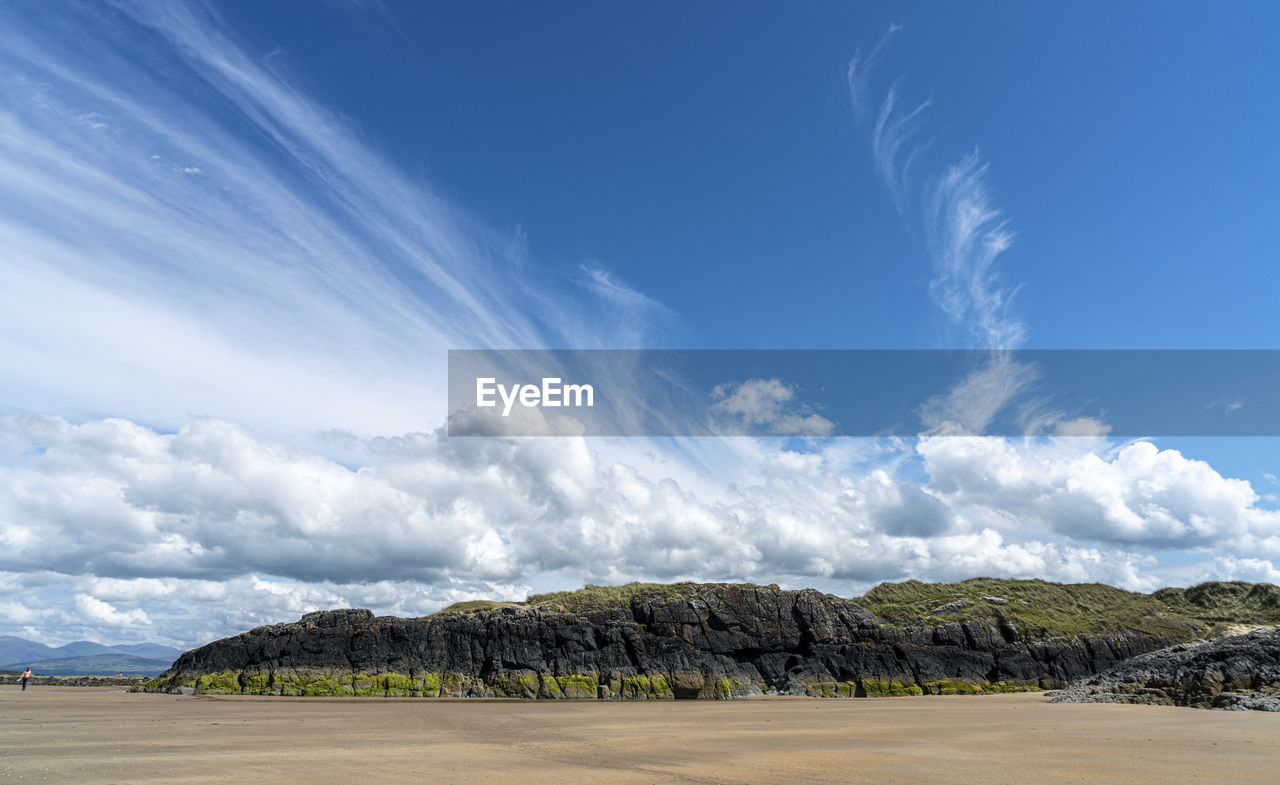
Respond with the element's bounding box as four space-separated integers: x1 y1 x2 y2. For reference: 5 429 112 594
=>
447 350 1280 437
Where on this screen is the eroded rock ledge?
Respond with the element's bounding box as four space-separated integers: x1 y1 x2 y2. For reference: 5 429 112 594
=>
150 584 1171 699
1051 626 1280 711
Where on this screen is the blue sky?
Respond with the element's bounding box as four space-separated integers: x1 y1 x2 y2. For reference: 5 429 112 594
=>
0 1 1277 647
235 1 1280 350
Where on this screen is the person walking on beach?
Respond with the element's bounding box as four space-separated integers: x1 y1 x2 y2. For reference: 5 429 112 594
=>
20 667 31 691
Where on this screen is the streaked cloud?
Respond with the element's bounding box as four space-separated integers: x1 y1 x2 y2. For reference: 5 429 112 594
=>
0 1 651 436
926 153 1026 348
847 26 931 213
0 6 1274 649
848 27 1026 349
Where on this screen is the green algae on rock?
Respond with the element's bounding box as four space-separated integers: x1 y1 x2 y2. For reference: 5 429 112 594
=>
154 581 1253 700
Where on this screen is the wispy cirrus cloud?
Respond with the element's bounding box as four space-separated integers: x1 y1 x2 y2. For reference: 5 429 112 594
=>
1 4 1275 650
847 25 930 213
926 154 1026 348
848 26 1026 349
0 1 656 436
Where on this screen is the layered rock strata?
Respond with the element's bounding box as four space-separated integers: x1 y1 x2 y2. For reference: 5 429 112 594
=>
152 584 1171 699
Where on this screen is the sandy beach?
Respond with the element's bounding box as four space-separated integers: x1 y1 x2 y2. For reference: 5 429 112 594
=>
1 687 1276 784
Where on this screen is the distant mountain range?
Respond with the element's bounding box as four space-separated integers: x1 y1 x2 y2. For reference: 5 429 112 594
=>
0 636 182 676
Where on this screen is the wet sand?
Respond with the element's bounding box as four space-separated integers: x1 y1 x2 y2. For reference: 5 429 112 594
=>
1 687 1276 784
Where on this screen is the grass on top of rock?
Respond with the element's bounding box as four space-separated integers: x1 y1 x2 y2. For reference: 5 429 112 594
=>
1152 581 1280 630
855 577 1280 641
526 582 752 611
429 578 1279 642
430 600 526 616
433 582 764 616
855 577 1205 641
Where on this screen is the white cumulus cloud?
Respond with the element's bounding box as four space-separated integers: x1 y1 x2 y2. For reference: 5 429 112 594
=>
75 594 151 627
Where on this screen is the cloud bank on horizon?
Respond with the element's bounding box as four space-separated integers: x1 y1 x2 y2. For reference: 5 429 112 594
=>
0 5 1276 648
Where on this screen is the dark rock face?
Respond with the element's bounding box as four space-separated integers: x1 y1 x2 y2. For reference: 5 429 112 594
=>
1051 626 1280 711
156 585 1172 699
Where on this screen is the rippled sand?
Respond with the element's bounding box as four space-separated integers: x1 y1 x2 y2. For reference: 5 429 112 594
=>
2 687 1276 784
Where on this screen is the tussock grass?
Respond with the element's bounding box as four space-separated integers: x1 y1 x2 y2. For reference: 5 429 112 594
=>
1153 581 1280 632
529 582 715 611
855 577 1201 640
433 582 762 616
430 600 525 616
430 578 1279 641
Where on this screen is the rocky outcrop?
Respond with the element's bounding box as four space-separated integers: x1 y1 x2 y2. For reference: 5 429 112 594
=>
1051 626 1280 711
152 584 1173 699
